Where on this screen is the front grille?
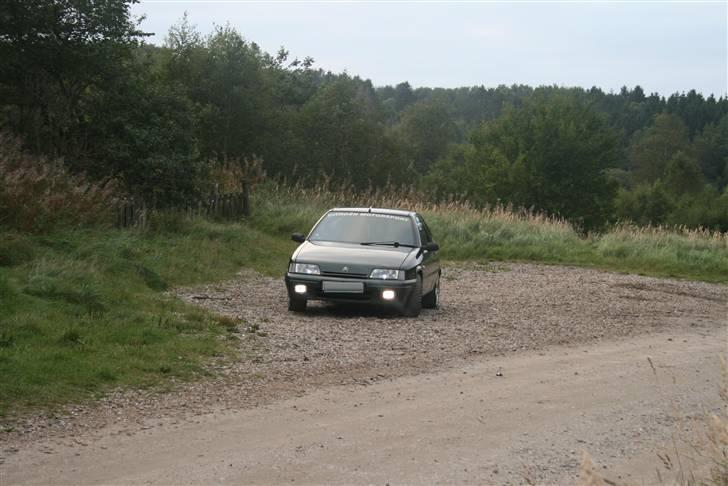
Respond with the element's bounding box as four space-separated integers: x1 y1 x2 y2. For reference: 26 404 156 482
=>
321 271 367 279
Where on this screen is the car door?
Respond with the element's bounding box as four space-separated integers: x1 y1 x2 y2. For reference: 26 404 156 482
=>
415 214 440 293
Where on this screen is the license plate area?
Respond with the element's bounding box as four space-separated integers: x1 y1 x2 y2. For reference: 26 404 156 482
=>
322 281 364 294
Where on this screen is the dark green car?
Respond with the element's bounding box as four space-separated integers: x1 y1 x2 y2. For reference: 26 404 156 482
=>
285 208 441 317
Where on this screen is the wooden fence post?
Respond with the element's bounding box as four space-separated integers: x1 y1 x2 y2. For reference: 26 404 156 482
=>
242 180 250 217
115 187 252 227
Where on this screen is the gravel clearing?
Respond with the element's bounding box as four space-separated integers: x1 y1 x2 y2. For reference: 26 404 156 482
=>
2 262 725 452
176 262 725 383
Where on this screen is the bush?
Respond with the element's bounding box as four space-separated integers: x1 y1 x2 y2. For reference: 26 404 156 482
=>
615 182 674 226
0 232 34 266
0 132 119 232
666 187 728 232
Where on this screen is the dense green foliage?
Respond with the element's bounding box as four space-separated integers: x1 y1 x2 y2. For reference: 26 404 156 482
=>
1 1 727 231
422 95 620 229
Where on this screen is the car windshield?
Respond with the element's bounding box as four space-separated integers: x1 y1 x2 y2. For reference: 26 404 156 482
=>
309 211 416 246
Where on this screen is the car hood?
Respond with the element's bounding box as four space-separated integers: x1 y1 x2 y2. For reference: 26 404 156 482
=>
293 241 413 275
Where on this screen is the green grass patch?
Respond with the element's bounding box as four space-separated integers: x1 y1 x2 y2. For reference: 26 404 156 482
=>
0 217 294 417
250 183 728 283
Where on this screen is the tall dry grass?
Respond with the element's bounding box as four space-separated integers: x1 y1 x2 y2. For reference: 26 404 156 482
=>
252 179 576 236
702 357 728 485
579 357 728 486
251 180 728 282
0 132 119 232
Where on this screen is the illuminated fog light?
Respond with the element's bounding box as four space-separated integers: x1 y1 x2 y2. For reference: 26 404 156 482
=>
294 284 307 294
382 290 395 301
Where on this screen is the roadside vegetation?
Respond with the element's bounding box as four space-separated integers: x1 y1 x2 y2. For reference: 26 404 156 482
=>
1 135 726 420
580 358 728 486
1 0 727 437
4 179 726 417
0 218 291 417
252 182 728 283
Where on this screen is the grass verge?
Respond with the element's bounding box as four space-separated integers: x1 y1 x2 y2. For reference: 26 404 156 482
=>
0 216 294 417
251 182 728 283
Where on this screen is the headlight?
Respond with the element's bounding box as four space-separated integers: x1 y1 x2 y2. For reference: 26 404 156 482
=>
290 263 321 275
370 269 400 280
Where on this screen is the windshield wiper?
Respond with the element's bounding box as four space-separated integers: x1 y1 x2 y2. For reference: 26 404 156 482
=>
360 241 418 248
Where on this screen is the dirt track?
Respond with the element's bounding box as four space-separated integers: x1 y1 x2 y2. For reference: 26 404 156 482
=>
1 263 726 484
3 329 725 485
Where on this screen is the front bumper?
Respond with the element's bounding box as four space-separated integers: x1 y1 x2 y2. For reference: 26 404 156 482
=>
285 272 417 308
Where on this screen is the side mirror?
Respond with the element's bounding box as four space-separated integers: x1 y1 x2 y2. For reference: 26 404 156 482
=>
291 233 305 243
423 241 439 252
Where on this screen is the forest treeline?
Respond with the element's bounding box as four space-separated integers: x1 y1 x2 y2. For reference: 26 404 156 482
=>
2 1 727 231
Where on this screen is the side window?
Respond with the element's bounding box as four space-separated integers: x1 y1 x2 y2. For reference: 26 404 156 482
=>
415 215 431 244
423 221 434 243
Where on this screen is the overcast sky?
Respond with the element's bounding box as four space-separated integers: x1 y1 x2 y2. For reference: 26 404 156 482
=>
132 1 728 97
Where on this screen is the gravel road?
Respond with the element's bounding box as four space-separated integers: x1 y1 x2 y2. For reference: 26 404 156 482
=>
2 262 726 484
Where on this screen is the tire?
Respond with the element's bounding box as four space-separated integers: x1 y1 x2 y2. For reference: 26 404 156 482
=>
288 295 307 312
402 276 422 317
422 275 440 309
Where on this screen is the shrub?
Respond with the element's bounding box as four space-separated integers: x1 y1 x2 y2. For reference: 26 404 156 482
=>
0 132 119 232
0 232 34 266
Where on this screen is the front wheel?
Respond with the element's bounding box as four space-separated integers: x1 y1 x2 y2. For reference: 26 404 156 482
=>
402 276 422 317
288 295 307 312
422 275 440 309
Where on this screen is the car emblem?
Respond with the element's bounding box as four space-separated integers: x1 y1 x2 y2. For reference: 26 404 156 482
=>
342 266 349 272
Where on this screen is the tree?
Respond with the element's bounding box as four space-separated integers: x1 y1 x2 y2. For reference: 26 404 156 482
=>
191 24 270 160
392 82 417 112
628 113 692 184
420 144 480 201
397 100 458 174
295 77 409 186
663 151 703 195
0 0 147 162
615 182 674 226
83 58 204 205
425 95 620 230
694 114 728 188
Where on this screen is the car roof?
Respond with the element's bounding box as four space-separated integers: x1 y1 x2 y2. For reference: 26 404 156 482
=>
329 207 416 217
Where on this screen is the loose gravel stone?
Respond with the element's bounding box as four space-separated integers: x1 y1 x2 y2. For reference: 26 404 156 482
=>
2 262 724 450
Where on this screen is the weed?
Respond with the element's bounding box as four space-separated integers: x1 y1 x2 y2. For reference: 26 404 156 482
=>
0 131 118 233
581 356 728 485
0 233 34 266
247 322 260 334
96 368 117 382
703 357 728 485
144 211 193 234
0 274 16 299
135 264 168 291
0 331 15 348
216 315 240 332
58 329 84 346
